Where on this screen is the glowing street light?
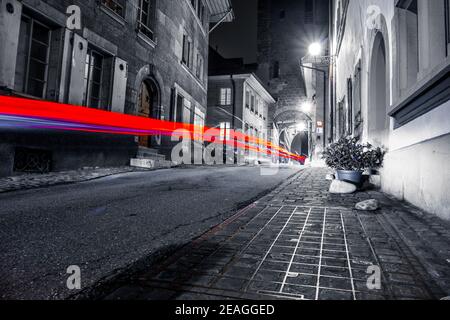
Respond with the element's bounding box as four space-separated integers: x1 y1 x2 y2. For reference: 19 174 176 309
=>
301 101 313 113
296 122 307 132
308 42 322 56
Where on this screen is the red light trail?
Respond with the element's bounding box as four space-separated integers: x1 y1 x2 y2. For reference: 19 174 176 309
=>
0 96 306 163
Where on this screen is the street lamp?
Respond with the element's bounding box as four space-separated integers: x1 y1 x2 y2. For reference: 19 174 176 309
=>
296 122 307 132
301 101 313 113
308 42 322 56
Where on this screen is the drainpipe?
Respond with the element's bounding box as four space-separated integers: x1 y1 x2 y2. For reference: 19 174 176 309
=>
300 64 327 150
231 75 237 163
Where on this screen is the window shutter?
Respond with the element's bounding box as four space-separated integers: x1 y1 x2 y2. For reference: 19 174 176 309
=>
0 0 22 89
111 57 128 114
68 33 88 106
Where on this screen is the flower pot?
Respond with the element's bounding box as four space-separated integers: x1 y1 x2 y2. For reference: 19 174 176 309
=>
336 170 363 185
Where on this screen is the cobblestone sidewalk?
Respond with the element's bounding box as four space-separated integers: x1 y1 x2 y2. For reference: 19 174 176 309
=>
103 168 450 300
0 167 146 193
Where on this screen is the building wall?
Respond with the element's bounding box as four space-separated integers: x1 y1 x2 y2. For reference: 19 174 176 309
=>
206 77 242 129
257 0 329 115
0 0 214 175
331 0 450 219
256 0 329 159
207 76 270 133
206 75 272 160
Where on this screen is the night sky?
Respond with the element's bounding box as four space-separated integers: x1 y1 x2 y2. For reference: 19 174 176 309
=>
209 0 258 64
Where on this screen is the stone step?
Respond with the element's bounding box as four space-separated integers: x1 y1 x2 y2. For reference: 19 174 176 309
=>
137 147 166 161
130 158 174 169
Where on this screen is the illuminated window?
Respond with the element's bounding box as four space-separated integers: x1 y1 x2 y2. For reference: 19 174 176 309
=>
220 88 232 105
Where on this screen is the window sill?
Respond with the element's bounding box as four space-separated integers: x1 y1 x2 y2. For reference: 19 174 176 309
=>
100 6 126 26
137 31 157 48
389 58 450 128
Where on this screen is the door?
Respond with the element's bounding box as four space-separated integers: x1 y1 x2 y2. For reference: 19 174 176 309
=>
138 81 155 147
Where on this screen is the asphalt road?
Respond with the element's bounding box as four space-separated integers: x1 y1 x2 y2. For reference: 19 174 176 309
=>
0 165 300 300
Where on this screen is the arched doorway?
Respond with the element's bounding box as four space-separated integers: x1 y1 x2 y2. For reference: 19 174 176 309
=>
138 78 160 148
292 132 309 157
368 32 389 146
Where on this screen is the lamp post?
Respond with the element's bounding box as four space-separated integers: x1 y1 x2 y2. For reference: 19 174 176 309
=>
300 42 334 151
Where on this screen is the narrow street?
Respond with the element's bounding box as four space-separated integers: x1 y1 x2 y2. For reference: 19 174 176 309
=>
101 168 450 301
0 166 300 300
0 0 449 308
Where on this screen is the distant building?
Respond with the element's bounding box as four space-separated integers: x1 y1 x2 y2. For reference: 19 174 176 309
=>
329 0 450 219
0 0 233 176
256 0 330 159
207 49 275 163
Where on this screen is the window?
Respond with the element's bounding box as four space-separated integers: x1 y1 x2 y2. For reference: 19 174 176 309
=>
220 88 232 106
175 94 184 123
220 122 231 141
338 98 347 138
83 48 104 109
250 94 255 112
255 98 259 115
245 89 250 108
190 0 205 24
137 0 155 40
305 0 314 24
396 0 419 89
196 53 204 80
101 0 126 17
200 3 206 25
353 61 363 139
14 15 51 98
280 10 286 20
272 61 280 79
193 107 205 141
347 78 353 135
182 35 192 68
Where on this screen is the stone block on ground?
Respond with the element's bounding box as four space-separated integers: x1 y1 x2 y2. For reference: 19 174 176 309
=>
356 199 379 211
329 180 357 194
130 158 155 169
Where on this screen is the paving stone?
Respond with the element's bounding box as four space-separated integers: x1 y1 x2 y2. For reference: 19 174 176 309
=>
102 168 450 300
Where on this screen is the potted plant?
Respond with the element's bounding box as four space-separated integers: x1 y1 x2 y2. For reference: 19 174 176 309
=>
362 144 386 175
322 137 385 185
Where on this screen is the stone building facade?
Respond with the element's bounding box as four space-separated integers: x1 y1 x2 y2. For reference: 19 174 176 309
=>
0 0 232 176
330 0 450 219
207 72 274 163
256 0 329 158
